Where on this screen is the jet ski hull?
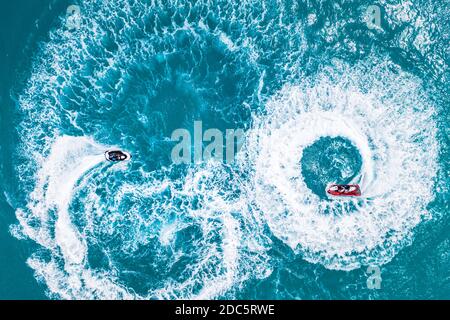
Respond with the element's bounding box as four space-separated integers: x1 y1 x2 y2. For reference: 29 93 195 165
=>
105 150 131 162
327 184 361 197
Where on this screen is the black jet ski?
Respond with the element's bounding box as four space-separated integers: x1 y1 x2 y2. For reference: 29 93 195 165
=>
105 150 131 162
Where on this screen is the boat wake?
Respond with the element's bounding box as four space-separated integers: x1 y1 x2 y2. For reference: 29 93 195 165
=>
241 60 438 270
9 0 445 299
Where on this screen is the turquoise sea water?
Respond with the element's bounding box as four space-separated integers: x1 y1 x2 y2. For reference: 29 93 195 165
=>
0 0 448 299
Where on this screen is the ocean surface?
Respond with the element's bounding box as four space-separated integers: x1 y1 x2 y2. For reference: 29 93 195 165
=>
0 0 448 299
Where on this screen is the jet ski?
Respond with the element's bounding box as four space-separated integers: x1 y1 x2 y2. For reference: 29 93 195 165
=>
105 150 131 162
327 184 361 197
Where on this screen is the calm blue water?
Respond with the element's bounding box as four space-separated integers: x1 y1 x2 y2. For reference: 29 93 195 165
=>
0 0 448 299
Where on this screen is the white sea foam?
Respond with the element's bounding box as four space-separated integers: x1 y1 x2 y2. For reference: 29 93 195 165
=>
15 136 137 298
14 0 443 299
241 60 438 270
16 135 263 299
113 163 263 300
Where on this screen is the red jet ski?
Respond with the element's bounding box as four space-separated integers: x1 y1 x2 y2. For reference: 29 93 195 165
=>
327 184 361 197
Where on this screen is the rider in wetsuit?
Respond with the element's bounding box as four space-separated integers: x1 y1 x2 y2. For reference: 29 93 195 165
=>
338 185 353 193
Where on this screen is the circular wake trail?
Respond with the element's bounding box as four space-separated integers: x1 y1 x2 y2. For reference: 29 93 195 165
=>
9 0 446 299
242 60 438 270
